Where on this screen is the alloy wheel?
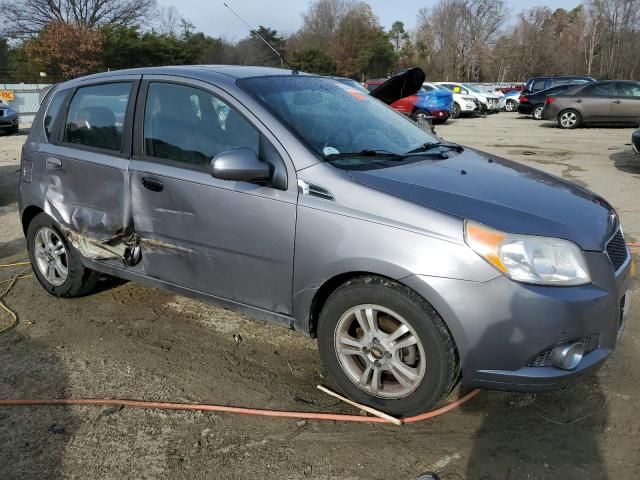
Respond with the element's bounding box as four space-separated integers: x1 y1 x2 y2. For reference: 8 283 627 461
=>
334 304 427 399
534 106 544 120
34 227 68 287
505 100 516 112
559 111 578 128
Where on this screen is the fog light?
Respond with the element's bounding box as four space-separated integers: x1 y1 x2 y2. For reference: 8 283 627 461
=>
551 342 585 370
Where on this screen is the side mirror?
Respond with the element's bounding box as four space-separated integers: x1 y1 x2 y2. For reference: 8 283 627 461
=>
211 148 271 183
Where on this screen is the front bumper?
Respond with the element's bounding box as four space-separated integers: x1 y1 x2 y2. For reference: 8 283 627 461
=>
403 251 634 392
430 109 450 121
0 113 19 129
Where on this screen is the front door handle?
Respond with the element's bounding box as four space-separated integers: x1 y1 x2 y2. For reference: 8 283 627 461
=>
613 100 622 104
142 177 164 192
46 157 62 170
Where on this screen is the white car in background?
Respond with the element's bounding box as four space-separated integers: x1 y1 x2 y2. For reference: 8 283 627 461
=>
423 82 477 119
435 82 501 113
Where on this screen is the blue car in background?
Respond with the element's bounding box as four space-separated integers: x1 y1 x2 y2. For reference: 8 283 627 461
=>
410 87 454 124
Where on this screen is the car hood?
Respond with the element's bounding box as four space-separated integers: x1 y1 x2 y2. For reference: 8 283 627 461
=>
369 67 426 105
349 149 616 251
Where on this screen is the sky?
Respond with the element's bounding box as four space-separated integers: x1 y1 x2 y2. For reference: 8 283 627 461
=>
157 0 584 41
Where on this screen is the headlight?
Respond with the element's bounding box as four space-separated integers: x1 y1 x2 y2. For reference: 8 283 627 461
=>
464 220 591 286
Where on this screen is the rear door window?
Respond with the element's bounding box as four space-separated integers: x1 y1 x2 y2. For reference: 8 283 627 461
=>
581 83 611 97
614 82 640 97
44 91 67 141
143 82 259 169
64 82 132 152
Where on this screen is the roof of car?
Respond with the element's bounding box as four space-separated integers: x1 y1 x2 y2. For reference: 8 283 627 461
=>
56 65 311 89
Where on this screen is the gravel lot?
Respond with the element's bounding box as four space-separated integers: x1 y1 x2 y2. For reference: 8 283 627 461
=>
0 114 638 480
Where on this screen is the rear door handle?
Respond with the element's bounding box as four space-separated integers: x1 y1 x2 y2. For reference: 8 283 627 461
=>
46 157 62 170
142 177 164 192
613 100 622 104
575 99 583 103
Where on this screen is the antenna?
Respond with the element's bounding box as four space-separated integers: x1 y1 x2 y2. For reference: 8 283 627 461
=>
223 2 297 72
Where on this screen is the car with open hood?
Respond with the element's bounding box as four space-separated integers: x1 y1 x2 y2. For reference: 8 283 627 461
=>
364 68 452 123
20 66 633 416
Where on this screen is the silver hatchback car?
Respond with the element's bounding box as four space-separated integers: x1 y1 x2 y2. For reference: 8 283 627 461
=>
19 67 634 416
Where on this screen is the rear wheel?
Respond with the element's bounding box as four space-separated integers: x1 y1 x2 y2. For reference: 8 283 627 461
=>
558 109 581 129
451 103 461 119
505 99 517 112
533 105 545 120
10 125 19 134
27 213 100 297
317 276 459 416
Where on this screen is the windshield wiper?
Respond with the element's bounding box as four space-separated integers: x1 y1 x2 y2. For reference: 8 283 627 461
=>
324 149 405 161
406 142 464 155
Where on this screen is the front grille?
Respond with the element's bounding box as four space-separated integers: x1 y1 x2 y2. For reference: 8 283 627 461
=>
606 229 629 271
528 334 600 367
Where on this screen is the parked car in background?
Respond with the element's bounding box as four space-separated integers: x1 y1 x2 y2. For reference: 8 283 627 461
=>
518 84 576 120
543 80 640 129
436 82 500 113
0 101 19 134
366 70 453 124
524 76 596 94
632 129 640 154
21 65 633 416
423 82 476 119
502 90 520 112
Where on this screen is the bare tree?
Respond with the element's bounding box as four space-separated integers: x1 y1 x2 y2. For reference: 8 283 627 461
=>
157 6 183 37
1 0 157 39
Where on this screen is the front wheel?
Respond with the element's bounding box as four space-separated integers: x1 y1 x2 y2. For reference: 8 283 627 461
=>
27 213 100 297
317 276 459 417
558 109 582 129
451 103 461 119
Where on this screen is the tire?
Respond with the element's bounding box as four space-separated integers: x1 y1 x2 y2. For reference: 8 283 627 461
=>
558 109 582 129
533 105 545 120
10 125 19 135
505 100 517 112
451 103 461 119
317 276 459 417
27 213 100 298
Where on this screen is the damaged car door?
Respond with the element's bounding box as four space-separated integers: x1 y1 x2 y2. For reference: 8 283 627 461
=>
37 77 139 252
128 77 297 316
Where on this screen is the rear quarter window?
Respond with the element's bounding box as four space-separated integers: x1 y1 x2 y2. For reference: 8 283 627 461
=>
43 91 67 141
532 79 547 91
63 82 132 152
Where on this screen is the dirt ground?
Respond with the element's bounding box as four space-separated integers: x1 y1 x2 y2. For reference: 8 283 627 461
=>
0 114 638 480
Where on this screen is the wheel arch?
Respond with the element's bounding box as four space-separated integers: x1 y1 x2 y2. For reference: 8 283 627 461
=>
21 205 44 236
304 271 459 352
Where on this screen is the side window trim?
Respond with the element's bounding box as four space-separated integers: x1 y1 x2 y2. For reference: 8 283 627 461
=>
55 79 140 159
133 77 290 190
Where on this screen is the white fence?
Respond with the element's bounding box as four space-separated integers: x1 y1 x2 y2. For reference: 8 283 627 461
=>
0 83 52 126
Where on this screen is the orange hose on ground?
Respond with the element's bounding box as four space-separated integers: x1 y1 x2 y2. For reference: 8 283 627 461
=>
0 389 480 425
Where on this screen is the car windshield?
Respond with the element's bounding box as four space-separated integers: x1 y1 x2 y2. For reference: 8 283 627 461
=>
463 84 482 94
239 76 439 162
